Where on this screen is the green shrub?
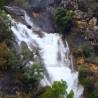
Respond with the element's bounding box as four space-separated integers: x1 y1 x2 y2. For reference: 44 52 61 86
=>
79 78 95 94
0 0 12 9
84 79 95 93
89 92 98 98
81 44 92 58
0 0 5 9
42 80 74 98
66 90 74 98
79 68 93 78
24 63 44 88
54 8 75 32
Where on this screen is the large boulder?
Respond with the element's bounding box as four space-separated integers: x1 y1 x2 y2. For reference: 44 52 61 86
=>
94 26 98 34
88 17 97 31
89 17 97 27
74 10 84 19
76 20 87 29
77 0 97 12
4 6 24 16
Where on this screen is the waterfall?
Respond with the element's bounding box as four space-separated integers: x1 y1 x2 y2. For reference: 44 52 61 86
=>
9 12 83 98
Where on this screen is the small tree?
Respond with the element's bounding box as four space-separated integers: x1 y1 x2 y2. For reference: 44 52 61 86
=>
54 8 66 31
24 63 44 88
42 80 74 98
54 8 75 32
66 90 74 98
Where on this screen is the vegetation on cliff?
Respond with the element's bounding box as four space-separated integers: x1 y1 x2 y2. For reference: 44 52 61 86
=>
0 0 98 98
42 80 74 98
54 8 75 32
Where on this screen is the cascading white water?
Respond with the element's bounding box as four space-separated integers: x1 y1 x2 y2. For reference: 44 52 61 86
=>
9 12 83 98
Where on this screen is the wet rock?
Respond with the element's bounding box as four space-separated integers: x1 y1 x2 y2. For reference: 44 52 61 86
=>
27 25 32 29
87 8 94 18
94 26 98 34
28 0 61 32
33 30 45 38
89 64 98 73
89 17 97 28
93 45 98 55
4 6 24 16
74 10 84 19
85 28 95 42
20 41 31 55
76 20 87 29
31 7 43 13
32 12 41 17
83 13 90 20
77 57 84 65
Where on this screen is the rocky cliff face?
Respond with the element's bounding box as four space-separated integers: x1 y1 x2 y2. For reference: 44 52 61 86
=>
29 0 61 13
6 0 59 33
77 0 97 12
27 0 62 33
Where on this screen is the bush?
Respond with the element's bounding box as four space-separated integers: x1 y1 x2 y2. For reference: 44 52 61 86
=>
54 8 75 32
81 44 92 58
79 78 95 94
0 0 5 9
0 42 10 69
79 68 95 94
79 68 93 78
42 80 74 98
0 10 13 44
24 63 44 88
89 92 98 98
66 90 74 98
84 79 95 93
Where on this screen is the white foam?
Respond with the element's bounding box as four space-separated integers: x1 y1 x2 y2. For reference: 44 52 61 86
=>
10 12 83 98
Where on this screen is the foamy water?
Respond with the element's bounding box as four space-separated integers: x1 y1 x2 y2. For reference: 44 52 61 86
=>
8 12 83 98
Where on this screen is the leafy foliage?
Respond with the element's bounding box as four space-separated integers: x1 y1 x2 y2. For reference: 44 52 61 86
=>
89 92 98 98
84 79 95 93
79 67 95 95
66 90 74 98
79 68 93 78
0 10 13 44
81 44 93 58
42 80 74 98
0 42 10 68
24 63 44 88
54 8 66 30
54 8 75 32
